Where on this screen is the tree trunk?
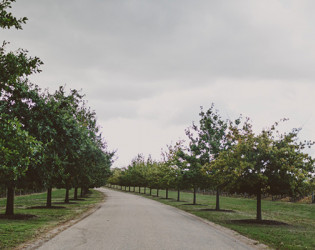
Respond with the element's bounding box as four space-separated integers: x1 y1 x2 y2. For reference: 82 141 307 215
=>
139 186 141 193
144 187 146 194
5 185 15 216
166 188 169 199
215 187 220 211
150 188 152 196
129 186 130 192
74 187 78 200
177 188 180 201
256 188 262 221
64 188 70 203
157 189 159 197
193 186 197 205
46 187 52 207
133 186 135 192
80 187 84 197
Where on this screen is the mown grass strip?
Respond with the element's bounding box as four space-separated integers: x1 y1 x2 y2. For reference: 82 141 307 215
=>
115 187 315 250
0 189 103 249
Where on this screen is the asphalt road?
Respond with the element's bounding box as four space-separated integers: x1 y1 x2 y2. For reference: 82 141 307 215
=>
37 188 258 250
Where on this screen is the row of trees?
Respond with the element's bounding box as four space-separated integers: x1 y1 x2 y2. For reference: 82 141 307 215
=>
0 0 114 216
108 105 315 221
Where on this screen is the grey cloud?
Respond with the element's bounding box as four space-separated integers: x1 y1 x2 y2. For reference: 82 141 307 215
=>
4 0 315 98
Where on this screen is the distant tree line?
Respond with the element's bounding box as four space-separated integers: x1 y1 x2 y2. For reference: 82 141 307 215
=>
0 0 114 216
108 105 315 221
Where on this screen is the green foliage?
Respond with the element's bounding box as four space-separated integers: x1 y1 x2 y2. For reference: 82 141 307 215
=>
0 0 114 213
0 115 42 185
214 119 315 220
0 0 27 30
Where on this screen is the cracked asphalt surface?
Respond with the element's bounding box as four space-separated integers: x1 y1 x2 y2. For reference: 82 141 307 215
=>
37 188 257 250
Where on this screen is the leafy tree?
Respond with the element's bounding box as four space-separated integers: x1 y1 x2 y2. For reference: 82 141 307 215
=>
177 147 204 204
216 119 315 220
186 104 240 209
0 115 41 215
161 141 187 200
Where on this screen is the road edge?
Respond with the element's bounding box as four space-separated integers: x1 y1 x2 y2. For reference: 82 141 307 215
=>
16 189 106 250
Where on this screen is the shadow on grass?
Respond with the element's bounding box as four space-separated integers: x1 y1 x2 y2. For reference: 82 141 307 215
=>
27 206 66 209
70 198 85 201
160 198 177 201
230 219 288 226
182 203 208 206
198 208 235 213
0 214 37 220
54 202 77 205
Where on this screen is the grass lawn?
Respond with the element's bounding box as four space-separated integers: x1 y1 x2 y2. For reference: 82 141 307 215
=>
0 188 104 249
116 186 315 250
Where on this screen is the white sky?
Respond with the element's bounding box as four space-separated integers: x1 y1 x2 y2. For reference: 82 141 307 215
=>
2 0 315 167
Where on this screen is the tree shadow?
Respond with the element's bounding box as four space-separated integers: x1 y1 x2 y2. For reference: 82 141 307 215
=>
70 198 85 201
198 208 235 213
0 214 37 220
160 198 176 201
182 203 208 206
27 205 66 209
54 201 77 205
229 219 288 226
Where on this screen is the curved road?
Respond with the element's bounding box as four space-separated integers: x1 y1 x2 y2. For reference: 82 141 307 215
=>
37 188 259 250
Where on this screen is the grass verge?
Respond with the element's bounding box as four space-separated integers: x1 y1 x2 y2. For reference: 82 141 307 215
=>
115 187 315 250
0 189 104 249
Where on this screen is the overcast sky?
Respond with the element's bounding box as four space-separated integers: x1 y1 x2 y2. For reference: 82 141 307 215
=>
2 0 315 167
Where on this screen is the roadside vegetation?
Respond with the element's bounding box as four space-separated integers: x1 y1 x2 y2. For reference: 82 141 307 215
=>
0 188 104 249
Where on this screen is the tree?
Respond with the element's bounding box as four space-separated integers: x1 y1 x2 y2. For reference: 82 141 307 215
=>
0 0 44 215
179 104 234 206
216 119 315 221
0 115 41 215
161 141 187 201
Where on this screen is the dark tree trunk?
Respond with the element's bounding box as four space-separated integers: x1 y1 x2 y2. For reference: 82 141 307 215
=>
177 188 180 201
80 187 84 197
74 187 78 200
150 188 152 196
5 185 15 216
166 188 169 199
144 187 146 194
157 189 159 197
46 187 52 207
133 186 135 192
64 188 70 203
193 186 197 205
139 186 141 193
256 189 262 221
129 186 130 192
215 187 220 211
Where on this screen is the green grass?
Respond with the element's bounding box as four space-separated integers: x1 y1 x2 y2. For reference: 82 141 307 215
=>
116 187 315 250
0 189 104 249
